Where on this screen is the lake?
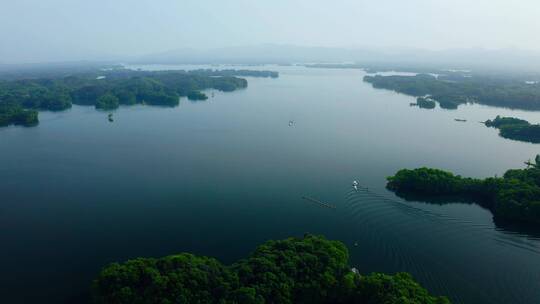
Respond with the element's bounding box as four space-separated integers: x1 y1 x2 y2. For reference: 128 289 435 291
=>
1 65 540 303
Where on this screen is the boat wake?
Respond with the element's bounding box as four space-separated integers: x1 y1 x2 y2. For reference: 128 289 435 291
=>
340 186 540 304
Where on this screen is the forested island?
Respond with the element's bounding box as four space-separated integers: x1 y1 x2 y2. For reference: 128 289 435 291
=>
0 68 279 127
187 90 209 101
93 234 450 304
387 155 540 225
485 116 540 143
364 74 540 110
412 97 436 109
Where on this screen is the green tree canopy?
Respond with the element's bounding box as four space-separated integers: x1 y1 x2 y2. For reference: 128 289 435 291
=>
93 235 450 304
95 93 120 110
387 156 540 225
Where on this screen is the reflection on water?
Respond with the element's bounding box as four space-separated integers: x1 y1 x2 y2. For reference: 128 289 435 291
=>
1 65 540 304
342 187 540 304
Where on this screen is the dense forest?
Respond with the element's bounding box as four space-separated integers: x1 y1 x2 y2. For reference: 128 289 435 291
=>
364 74 540 110
386 155 540 225
0 102 38 126
485 116 540 143
93 234 450 304
0 68 279 127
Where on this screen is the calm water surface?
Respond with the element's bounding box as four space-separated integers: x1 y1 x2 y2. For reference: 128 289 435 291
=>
1 65 540 303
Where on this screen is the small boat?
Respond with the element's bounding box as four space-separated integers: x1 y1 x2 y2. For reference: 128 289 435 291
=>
454 118 467 122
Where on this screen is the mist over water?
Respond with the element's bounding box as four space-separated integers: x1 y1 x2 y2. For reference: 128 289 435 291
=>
2 1 540 303
1 65 540 303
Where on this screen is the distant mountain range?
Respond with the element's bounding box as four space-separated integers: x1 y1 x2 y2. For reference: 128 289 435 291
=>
2 45 540 75
133 44 540 72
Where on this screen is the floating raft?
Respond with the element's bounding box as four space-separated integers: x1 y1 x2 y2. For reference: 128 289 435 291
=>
302 196 336 209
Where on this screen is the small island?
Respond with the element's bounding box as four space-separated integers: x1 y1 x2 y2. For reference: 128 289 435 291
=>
485 115 540 143
412 97 436 109
187 90 209 101
93 234 450 304
386 155 540 225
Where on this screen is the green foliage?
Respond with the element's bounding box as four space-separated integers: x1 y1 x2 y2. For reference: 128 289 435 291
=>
112 88 137 105
95 93 120 110
187 91 208 101
485 115 540 143
93 253 238 304
387 168 481 195
415 97 436 109
211 77 248 92
351 273 451 304
364 74 540 110
93 235 449 304
0 102 39 127
140 91 179 106
41 86 73 111
124 77 175 106
12 109 39 126
485 116 528 128
430 95 464 109
232 235 349 304
387 157 540 225
72 85 108 105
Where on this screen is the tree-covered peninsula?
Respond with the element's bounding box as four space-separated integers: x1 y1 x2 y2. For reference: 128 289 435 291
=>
93 235 450 304
387 156 540 225
364 74 540 110
0 102 39 127
485 116 540 143
0 68 279 126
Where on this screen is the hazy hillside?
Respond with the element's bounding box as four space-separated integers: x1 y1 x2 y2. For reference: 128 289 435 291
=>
134 44 540 72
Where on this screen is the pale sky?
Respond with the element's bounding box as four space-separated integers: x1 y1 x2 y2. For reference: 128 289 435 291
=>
2 0 540 63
